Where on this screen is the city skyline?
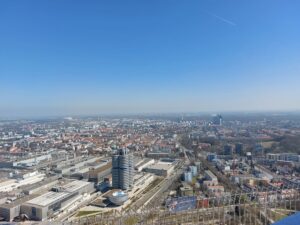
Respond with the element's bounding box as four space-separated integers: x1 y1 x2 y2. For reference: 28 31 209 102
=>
1 0 300 117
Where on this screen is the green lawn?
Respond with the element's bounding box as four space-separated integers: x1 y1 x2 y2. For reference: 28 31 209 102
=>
76 210 100 217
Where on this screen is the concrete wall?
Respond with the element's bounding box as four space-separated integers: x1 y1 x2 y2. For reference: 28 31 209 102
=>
21 204 47 221
0 205 20 221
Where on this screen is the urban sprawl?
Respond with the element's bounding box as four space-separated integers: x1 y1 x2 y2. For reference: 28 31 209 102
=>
0 114 300 224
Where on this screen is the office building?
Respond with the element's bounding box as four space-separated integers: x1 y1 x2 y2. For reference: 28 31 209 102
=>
267 153 300 163
112 149 134 190
212 114 223 126
207 153 217 162
189 166 197 177
183 172 193 183
224 145 233 155
235 143 243 155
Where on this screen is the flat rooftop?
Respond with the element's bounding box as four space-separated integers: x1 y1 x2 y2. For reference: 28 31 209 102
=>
25 191 70 207
22 175 59 192
63 180 91 193
135 158 153 167
23 180 91 207
205 170 217 179
87 162 112 175
0 193 41 208
145 162 173 170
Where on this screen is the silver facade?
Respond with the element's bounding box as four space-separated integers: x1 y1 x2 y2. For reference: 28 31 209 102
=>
112 149 134 190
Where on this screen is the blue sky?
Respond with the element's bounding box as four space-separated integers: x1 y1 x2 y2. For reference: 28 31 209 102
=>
1 0 300 117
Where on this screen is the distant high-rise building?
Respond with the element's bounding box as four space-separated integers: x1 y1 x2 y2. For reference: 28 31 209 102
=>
235 143 243 155
195 161 201 171
246 152 252 161
112 149 134 190
207 153 217 162
183 171 193 183
254 143 264 155
266 153 300 163
212 114 223 126
224 144 233 155
189 166 198 177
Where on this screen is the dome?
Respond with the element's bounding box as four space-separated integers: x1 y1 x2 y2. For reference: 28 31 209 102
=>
112 191 126 197
109 191 128 206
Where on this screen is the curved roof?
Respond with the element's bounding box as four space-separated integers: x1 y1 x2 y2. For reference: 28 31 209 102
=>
112 191 126 197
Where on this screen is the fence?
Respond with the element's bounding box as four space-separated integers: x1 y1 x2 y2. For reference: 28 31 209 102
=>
67 183 300 225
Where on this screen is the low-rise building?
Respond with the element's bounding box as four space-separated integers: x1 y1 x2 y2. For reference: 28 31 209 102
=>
21 180 94 221
143 161 175 177
134 158 155 172
0 194 40 221
179 184 194 197
204 170 218 182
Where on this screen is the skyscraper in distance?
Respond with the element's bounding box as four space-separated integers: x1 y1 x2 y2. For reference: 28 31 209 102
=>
112 148 134 190
212 114 223 126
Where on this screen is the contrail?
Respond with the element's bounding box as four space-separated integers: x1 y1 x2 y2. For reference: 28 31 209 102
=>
208 12 237 26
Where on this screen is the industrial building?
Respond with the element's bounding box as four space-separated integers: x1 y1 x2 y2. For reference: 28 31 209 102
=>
146 148 173 159
88 162 112 184
22 175 60 195
0 171 45 193
53 156 105 175
0 153 52 169
21 180 94 221
0 194 40 222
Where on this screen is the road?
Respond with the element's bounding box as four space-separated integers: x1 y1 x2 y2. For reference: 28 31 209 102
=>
128 161 185 212
57 192 100 222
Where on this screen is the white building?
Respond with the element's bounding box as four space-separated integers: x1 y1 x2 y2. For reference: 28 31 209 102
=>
143 161 175 177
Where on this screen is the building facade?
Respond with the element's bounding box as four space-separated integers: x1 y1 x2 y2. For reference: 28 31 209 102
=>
112 149 134 190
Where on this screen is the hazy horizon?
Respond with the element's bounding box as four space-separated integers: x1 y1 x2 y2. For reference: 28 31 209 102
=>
1 0 300 117
2 110 300 121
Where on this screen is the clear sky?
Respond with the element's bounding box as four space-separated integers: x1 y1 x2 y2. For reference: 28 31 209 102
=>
1 0 300 118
